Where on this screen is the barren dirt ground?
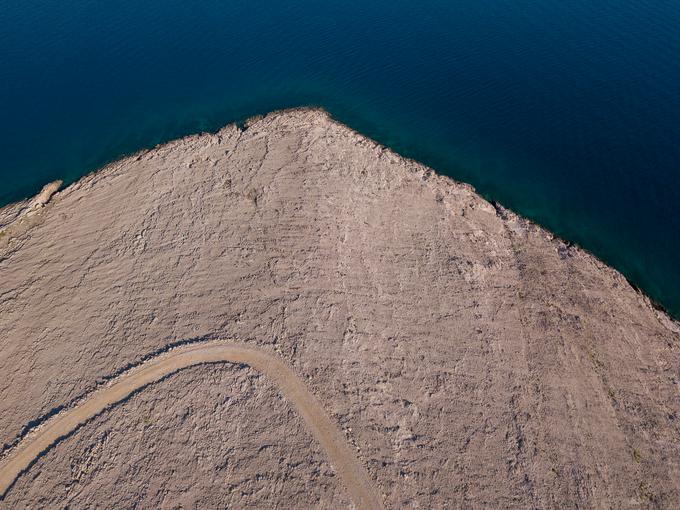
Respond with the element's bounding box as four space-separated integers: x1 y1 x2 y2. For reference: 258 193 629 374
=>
1 109 679 508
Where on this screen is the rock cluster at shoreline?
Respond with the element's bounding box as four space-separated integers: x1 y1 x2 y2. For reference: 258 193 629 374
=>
1 108 678 508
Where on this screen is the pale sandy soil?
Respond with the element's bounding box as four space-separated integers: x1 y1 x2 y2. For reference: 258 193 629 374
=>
0 108 679 508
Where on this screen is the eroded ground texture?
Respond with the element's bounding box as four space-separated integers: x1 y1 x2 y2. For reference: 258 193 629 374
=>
3 364 350 509
1 109 679 508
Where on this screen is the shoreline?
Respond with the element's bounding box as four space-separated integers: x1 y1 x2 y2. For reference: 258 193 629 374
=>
2 106 679 506
1 107 677 458
2 107 678 326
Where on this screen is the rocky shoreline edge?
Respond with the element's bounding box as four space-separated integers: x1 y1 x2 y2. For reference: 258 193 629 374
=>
2 107 677 331
2 106 680 507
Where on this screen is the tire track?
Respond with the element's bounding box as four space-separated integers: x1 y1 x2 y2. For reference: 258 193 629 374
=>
0 341 383 509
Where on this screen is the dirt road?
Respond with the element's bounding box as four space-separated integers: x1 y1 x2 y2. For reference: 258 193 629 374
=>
0 341 383 509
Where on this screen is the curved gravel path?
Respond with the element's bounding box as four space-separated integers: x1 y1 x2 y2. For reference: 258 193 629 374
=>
0 341 383 509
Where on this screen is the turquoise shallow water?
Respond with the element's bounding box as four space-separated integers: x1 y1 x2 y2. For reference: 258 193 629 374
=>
1 1 680 318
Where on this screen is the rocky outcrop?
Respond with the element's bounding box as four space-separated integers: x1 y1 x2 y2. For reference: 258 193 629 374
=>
0 180 61 246
0 109 678 508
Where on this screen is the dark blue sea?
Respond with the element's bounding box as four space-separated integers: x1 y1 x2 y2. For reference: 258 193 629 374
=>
2 1 680 317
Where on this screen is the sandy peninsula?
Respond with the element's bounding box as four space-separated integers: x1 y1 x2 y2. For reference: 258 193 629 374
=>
0 108 678 508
